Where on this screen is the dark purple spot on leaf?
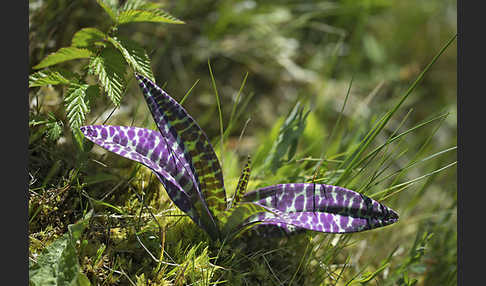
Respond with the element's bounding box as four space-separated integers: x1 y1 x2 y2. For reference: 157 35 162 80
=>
127 129 135 140
120 136 128 146
100 128 108 139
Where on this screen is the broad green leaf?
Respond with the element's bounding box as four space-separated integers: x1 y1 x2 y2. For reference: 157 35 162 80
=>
96 0 119 22
77 274 91 286
33 47 93 69
117 9 184 25
108 37 154 81
64 84 90 130
29 211 92 286
29 69 77 87
71 28 106 48
264 102 310 173
30 236 79 286
88 47 127 105
68 211 92 241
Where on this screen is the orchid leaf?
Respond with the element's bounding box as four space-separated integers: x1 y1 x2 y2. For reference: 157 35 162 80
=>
135 74 227 232
230 155 252 208
242 183 399 236
80 125 204 232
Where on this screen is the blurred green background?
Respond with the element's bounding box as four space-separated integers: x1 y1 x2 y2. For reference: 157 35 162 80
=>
29 0 456 285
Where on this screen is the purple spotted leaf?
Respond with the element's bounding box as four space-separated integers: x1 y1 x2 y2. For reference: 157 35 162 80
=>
241 183 399 236
135 75 226 230
229 155 252 209
80 125 204 229
134 74 230 239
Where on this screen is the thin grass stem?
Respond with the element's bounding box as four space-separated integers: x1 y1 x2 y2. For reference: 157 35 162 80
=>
208 59 225 170
335 34 456 185
180 79 200 105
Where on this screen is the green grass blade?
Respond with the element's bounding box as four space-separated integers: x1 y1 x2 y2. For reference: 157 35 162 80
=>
372 146 456 189
352 112 450 173
179 79 200 105
389 114 447 187
208 59 225 169
227 72 249 133
335 34 457 186
372 161 457 200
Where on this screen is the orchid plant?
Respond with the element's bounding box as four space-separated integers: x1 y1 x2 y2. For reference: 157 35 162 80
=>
80 74 399 241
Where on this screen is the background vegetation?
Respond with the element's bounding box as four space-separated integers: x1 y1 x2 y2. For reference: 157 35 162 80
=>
29 0 457 285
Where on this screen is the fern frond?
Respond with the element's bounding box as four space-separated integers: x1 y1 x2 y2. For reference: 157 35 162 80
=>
96 0 119 22
88 47 127 106
29 68 77 87
119 0 163 11
64 84 90 130
33 47 93 69
117 9 184 25
108 36 154 81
